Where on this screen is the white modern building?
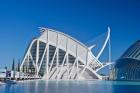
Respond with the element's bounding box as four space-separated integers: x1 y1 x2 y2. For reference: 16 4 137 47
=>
20 27 111 80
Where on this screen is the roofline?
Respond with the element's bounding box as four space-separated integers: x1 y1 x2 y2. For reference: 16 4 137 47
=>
39 27 90 51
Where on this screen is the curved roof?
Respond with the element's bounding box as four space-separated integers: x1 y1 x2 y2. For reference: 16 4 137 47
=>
39 27 90 50
121 40 140 61
37 27 94 63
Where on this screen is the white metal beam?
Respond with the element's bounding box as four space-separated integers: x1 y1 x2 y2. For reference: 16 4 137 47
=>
96 27 110 59
20 39 37 71
29 52 36 69
68 58 77 79
36 40 39 75
38 44 47 72
48 48 57 73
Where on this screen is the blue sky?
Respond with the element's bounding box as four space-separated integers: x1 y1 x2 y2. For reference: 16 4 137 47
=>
0 0 139 68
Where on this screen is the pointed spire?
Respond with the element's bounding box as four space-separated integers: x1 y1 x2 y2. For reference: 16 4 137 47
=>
17 59 21 72
12 58 15 71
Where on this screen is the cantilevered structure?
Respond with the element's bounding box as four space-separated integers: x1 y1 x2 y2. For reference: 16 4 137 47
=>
20 27 111 80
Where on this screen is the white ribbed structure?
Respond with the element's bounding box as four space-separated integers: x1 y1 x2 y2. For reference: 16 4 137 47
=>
20 27 111 80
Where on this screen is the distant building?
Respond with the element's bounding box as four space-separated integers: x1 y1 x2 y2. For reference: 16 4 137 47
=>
0 69 6 78
113 40 140 81
20 27 111 80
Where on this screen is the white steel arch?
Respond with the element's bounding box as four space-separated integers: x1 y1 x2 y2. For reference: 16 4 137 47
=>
20 27 111 80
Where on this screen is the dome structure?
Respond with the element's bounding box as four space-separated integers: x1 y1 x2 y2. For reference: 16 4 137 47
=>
113 40 140 80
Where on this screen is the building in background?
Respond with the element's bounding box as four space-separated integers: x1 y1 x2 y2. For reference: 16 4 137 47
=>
113 40 140 81
20 27 111 80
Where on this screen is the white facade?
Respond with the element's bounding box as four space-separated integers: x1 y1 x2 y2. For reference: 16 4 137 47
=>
20 27 111 80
